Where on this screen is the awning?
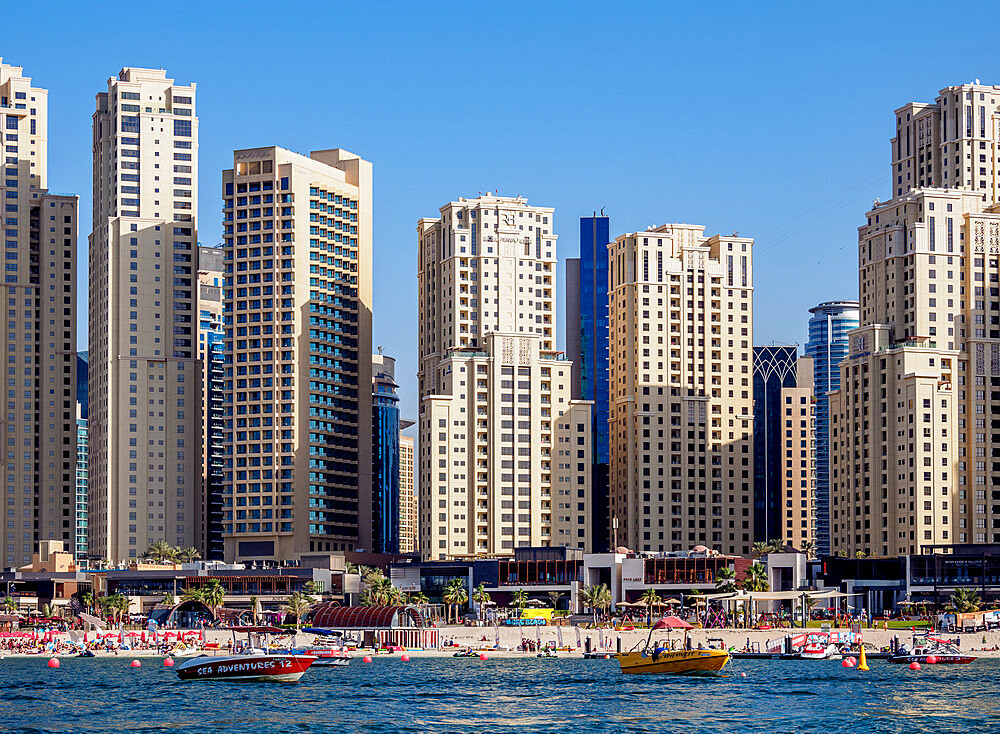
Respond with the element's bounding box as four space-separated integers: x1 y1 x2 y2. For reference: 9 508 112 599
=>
703 589 858 602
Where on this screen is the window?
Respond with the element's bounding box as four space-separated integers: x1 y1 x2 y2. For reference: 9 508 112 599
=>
173 119 192 137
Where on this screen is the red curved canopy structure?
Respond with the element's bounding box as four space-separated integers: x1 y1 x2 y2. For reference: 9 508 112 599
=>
309 605 424 630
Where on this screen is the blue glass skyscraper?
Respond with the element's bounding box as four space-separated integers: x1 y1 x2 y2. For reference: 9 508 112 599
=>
752 346 799 544
566 214 610 551
805 301 859 556
372 354 402 554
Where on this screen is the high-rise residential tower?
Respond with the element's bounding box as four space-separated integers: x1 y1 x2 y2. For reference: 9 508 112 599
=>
88 67 200 562
399 435 416 554
417 195 592 559
221 146 372 563
890 83 1000 201
0 60 78 568
608 224 754 555
566 213 611 552
779 356 815 551
752 345 799 544
198 246 224 559
804 300 858 555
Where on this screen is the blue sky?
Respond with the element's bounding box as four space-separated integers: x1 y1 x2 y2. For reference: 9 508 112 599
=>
5 1 1000 420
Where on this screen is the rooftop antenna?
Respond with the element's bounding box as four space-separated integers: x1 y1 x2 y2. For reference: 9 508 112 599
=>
377 345 383 355
600 207 606 217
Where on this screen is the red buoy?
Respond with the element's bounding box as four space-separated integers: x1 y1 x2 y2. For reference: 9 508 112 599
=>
400 654 410 662
841 659 851 668
909 661 921 671
925 655 938 665
362 656 373 663
47 658 60 669
479 653 488 661
130 659 141 668
163 658 174 667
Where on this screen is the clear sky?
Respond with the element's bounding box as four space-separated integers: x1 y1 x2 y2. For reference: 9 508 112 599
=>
5 1 1000 421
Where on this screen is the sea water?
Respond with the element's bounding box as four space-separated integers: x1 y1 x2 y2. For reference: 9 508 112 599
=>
0 656 997 733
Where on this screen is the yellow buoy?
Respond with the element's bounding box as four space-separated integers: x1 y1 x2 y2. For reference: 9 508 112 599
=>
857 644 869 671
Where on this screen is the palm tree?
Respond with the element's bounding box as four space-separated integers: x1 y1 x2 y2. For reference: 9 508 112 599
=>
160 593 177 606
141 539 177 564
511 588 529 618
282 591 313 630
248 596 260 625
767 538 786 554
200 579 226 618
740 563 770 593
80 591 94 614
472 583 492 621
303 580 325 597
410 591 429 606
180 586 205 603
2 595 16 613
751 542 770 558
801 540 816 560
714 566 737 593
580 583 611 625
855 550 867 559
639 588 661 621
547 590 564 612
442 578 467 624
175 547 201 563
39 603 54 618
114 595 131 625
951 587 982 613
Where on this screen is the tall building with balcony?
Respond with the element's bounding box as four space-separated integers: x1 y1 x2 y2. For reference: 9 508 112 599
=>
0 60 78 568
890 82 1000 202
88 67 199 562
417 195 592 559
198 245 224 559
75 405 89 561
399 435 416 554
779 356 815 550
566 213 611 552
752 345 799 544
608 224 754 555
804 300 858 555
221 146 373 563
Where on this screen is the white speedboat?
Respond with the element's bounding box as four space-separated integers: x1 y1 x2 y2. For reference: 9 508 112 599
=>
799 642 841 660
174 651 317 681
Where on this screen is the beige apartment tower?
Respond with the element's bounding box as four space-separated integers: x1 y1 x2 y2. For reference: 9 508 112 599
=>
0 61 78 567
88 68 201 561
417 195 592 559
780 357 815 550
608 225 754 555
221 146 373 563
399 435 416 554
830 186 1000 555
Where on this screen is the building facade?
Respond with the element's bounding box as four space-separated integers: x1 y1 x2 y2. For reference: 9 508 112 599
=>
608 224 754 555
416 195 592 559
779 357 815 550
831 183 1000 555
372 353 401 554
399 435 416 554
221 146 373 563
88 67 200 562
198 246 224 559
0 60 79 568
566 214 611 552
752 345 799 544
804 301 859 555
890 83 1000 202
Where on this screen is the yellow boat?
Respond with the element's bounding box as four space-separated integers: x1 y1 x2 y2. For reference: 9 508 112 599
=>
615 648 730 675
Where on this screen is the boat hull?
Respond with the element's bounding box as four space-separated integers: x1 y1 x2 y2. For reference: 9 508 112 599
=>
615 648 730 675
175 654 316 681
888 654 977 664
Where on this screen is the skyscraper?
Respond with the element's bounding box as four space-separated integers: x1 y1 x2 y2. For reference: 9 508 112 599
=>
399 435 416 554
198 246 224 559
752 345 799 544
372 352 402 554
779 356 815 551
76 352 89 561
221 146 373 562
804 300 858 555
566 213 611 552
608 224 754 555
0 60 78 568
890 83 1000 201
417 195 592 559
88 67 200 562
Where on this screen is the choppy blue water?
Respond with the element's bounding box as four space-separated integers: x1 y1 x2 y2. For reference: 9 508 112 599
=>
0 655 996 733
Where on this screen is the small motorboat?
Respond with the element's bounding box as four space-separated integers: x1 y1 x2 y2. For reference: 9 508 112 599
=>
452 648 479 658
615 616 729 675
799 642 842 660
888 635 977 665
169 643 202 658
77 650 96 658
298 648 351 667
174 626 317 682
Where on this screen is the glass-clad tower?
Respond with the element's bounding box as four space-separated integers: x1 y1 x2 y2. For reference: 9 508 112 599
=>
805 301 859 555
566 214 611 551
372 353 401 554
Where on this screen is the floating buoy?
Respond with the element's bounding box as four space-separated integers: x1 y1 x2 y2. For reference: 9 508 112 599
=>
400 654 410 662
857 646 869 672
479 653 488 661
909 661 921 671
740 672 746 678
130 659 141 668
163 658 174 667
603 654 610 659
925 655 938 665
841 659 852 668
362 656 373 663
47 658 60 669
